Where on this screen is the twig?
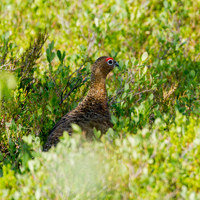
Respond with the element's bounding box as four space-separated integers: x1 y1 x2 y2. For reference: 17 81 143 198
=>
62 64 84 95
47 69 60 98
0 62 10 69
60 59 91 105
108 69 134 105
157 46 171 60
60 76 83 105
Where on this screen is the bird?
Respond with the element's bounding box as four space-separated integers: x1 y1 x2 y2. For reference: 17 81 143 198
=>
43 56 119 151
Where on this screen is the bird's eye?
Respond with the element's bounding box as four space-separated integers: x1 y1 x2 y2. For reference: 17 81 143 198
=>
107 59 113 65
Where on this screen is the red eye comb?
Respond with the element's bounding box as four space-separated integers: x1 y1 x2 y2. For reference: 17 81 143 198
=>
106 57 113 61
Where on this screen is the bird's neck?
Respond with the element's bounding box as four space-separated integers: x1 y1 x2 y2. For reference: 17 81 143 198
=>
87 77 108 103
78 75 110 113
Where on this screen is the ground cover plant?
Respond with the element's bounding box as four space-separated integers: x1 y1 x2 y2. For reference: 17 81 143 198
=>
0 0 200 199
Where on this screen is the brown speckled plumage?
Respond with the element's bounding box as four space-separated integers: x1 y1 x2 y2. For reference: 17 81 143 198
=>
43 56 119 151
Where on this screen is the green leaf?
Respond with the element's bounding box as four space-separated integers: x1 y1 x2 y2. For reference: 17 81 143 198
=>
62 51 66 61
48 41 54 52
111 50 116 58
119 60 123 69
93 127 101 139
37 108 42 116
143 66 148 74
149 93 154 101
115 138 121 146
57 50 62 62
131 57 136 64
71 123 82 133
2 31 10 41
106 128 114 138
46 48 50 57
35 188 41 200
125 83 129 91
46 105 52 112
0 152 3 161
11 119 17 132
94 17 99 27
9 138 15 149
122 92 127 99
111 115 118 124
134 117 139 123
164 0 168 8
80 45 86 51
28 160 35 172
50 52 56 62
141 52 148 62
190 70 195 78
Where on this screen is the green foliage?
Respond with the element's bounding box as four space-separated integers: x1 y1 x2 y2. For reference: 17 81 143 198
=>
1 113 200 199
0 0 200 198
0 164 17 196
0 72 16 102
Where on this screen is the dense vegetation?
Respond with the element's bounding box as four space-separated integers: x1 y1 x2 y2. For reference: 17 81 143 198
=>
0 0 200 199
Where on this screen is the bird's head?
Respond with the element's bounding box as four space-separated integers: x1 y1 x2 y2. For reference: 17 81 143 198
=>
91 56 119 80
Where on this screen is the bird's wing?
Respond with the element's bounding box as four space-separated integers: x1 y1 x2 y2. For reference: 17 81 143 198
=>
43 108 113 151
43 114 73 151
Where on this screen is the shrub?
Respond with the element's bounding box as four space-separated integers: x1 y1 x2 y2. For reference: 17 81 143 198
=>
0 0 200 199
1 113 200 199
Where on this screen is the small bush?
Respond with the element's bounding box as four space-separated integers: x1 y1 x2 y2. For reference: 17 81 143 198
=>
0 0 200 199
1 113 200 199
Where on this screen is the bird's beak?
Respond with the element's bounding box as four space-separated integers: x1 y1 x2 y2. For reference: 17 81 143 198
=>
114 60 119 68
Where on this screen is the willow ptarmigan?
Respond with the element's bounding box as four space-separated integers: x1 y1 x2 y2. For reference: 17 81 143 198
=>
43 56 119 151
